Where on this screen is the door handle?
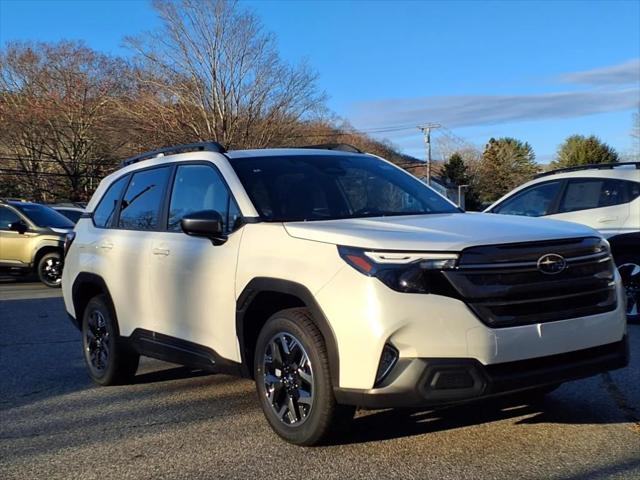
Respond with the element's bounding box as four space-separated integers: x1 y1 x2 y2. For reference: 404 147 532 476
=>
597 217 618 223
98 241 113 250
152 247 170 256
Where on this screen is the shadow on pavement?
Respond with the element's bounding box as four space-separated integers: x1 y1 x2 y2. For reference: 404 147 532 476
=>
335 386 630 446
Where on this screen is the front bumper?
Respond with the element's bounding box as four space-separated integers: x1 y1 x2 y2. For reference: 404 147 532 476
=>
334 336 629 408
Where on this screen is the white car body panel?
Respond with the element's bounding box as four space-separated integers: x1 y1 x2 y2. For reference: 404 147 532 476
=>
485 164 640 239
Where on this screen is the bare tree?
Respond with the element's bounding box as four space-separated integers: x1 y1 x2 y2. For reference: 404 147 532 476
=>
0 41 131 201
124 0 326 150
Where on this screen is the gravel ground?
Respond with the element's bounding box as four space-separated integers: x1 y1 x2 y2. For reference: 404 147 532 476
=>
1 287 639 480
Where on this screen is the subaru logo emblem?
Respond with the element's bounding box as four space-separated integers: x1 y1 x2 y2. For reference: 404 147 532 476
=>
537 253 567 275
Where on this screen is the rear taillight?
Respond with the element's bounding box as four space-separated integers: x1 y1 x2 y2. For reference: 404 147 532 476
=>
64 231 76 258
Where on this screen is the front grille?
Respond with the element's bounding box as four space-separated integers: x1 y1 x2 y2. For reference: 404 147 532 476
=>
444 237 617 328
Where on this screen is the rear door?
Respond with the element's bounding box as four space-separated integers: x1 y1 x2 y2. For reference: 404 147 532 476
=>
105 166 172 335
549 178 631 237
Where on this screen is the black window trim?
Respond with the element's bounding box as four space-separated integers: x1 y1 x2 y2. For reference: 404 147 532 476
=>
163 160 243 235
490 179 565 217
92 160 246 234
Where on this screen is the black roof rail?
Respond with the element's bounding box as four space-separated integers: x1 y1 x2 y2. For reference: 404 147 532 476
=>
298 143 364 154
535 161 640 179
121 141 227 167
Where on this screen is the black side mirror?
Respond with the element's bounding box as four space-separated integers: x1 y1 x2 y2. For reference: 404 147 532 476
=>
180 210 227 245
9 221 27 234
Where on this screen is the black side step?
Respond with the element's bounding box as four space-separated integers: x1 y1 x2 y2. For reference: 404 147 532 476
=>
128 329 242 376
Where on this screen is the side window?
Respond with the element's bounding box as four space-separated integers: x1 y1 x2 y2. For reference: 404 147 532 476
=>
168 164 241 233
93 175 129 228
118 167 171 231
0 206 21 230
492 181 561 217
558 178 627 213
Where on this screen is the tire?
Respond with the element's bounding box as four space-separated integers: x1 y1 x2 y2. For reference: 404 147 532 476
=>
254 308 355 446
616 254 640 324
81 294 139 386
37 251 63 288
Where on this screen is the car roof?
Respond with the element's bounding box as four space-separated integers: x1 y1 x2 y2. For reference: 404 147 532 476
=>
532 165 640 182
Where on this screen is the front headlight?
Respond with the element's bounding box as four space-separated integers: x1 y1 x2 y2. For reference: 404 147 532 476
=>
338 246 459 293
598 238 611 254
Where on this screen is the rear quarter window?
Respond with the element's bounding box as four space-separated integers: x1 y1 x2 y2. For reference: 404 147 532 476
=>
93 175 129 228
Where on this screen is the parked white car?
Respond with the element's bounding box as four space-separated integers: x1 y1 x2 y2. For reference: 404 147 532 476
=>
62 143 629 445
50 204 85 224
486 162 639 322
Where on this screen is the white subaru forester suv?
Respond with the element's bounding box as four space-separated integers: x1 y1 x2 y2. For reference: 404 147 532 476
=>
62 142 629 445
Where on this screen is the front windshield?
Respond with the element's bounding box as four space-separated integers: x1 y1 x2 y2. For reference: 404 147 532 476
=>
14 203 75 229
230 154 460 222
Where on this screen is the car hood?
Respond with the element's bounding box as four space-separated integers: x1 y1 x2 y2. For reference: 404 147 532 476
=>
283 212 600 251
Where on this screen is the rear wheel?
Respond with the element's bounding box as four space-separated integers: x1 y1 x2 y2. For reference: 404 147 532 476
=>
37 251 63 288
254 308 354 446
82 295 139 385
616 254 640 324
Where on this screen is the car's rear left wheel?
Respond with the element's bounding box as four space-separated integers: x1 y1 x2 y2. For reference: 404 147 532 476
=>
254 308 355 446
82 294 139 385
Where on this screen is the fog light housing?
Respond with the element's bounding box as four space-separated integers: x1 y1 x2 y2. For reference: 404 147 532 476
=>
431 370 475 390
375 344 398 386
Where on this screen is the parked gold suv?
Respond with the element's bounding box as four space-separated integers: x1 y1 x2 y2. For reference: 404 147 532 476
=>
0 199 75 287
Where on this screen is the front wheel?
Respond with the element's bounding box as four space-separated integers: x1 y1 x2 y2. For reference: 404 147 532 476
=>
254 308 354 446
616 255 640 324
37 251 63 288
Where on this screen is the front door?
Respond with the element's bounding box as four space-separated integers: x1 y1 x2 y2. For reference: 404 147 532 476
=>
0 206 34 266
149 163 243 363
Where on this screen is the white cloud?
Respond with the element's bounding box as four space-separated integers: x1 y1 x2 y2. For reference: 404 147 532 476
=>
352 89 639 129
350 59 640 130
558 59 640 86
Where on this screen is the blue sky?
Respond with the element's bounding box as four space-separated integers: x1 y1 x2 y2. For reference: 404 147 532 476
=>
1 0 639 162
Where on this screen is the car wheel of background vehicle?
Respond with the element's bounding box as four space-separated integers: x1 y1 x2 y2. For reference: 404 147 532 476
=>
616 254 640 324
82 294 139 386
254 308 355 446
37 251 63 288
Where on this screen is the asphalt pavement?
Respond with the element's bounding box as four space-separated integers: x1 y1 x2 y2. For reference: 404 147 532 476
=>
1 282 639 480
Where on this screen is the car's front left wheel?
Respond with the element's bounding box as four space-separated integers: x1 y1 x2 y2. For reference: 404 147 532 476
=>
254 308 355 446
616 254 640 324
37 251 63 288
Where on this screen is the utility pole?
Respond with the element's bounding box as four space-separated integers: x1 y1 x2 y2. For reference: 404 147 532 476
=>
457 184 469 209
417 123 441 185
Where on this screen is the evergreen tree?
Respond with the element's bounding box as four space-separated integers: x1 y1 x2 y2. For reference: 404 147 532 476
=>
441 153 468 186
478 137 538 203
552 135 618 168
